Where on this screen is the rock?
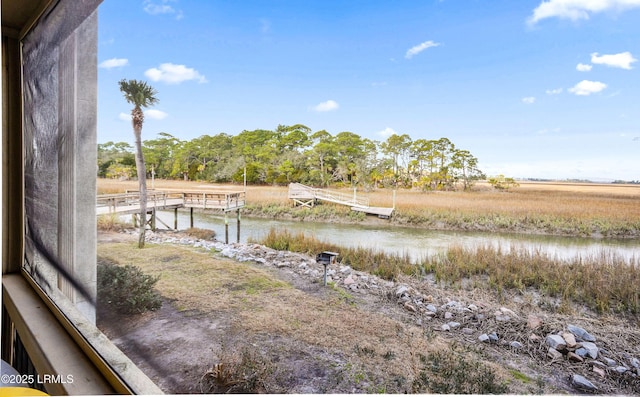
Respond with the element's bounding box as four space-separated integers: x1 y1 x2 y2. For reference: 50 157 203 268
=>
426 304 437 313
344 275 356 285
489 332 499 342
527 314 543 329
567 352 584 363
467 304 478 311
403 302 417 313
579 342 599 359
510 341 523 349
546 334 567 351
614 366 628 374
592 366 606 378
562 332 577 349
590 360 607 369
571 374 597 392
500 307 517 317
447 321 461 329
529 333 541 342
568 324 596 342
462 328 474 335
631 357 640 369
441 324 451 332
479 334 490 343
444 311 453 319
495 314 511 322
602 357 617 367
339 265 352 274
547 347 563 361
395 285 409 297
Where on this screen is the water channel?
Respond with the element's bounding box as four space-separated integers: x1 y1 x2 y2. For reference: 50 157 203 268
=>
150 210 640 264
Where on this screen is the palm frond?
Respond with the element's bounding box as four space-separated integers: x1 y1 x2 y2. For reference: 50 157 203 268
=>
118 79 159 108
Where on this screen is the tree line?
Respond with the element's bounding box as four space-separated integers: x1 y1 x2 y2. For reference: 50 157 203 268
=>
98 124 485 191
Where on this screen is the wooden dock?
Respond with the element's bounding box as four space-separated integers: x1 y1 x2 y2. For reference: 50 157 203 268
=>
288 183 394 218
97 190 246 243
96 190 246 216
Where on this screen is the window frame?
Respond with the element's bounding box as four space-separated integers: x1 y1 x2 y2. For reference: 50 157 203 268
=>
2 1 163 394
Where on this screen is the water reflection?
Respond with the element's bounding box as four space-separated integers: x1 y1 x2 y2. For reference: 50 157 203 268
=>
154 210 639 263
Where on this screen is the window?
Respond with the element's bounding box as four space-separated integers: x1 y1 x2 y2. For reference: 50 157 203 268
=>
2 0 160 394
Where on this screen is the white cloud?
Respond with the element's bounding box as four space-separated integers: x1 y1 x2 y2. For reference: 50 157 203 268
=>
405 40 440 59
99 58 129 69
143 0 184 19
546 88 563 95
144 63 208 84
119 112 131 121
312 100 339 112
377 127 397 138
576 63 592 71
591 51 637 69
145 109 168 120
569 80 607 95
522 96 536 104
528 0 640 25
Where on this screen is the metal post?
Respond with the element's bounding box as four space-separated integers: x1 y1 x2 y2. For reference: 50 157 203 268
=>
236 209 241 243
225 212 229 244
174 208 178 230
151 208 156 231
190 207 194 228
323 264 328 286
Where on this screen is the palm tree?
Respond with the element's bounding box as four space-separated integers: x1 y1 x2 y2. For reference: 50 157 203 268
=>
118 79 159 248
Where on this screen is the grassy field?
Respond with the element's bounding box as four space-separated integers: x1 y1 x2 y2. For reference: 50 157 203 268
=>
97 241 519 394
98 178 640 237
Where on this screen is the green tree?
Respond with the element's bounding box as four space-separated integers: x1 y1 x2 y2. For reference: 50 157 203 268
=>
451 149 483 190
143 132 180 180
488 175 519 191
334 131 365 187
97 141 135 178
118 79 159 248
380 133 412 186
306 130 337 187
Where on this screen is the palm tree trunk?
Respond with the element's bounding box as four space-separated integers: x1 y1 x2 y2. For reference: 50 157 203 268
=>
134 127 147 248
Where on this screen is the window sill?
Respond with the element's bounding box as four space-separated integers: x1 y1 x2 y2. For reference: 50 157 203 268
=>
2 274 163 395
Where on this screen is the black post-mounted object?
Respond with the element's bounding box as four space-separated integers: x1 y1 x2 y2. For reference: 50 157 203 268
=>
316 251 339 286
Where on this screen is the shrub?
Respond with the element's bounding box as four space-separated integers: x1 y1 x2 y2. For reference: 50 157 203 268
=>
97 261 162 314
97 213 130 232
185 227 216 240
200 345 279 394
412 347 508 394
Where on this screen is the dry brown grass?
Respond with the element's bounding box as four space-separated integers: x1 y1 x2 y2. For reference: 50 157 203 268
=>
97 241 520 393
98 178 640 225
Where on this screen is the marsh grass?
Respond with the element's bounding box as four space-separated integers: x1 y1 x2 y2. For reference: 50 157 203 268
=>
99 178 640 237
255 228 417 280
258 229 640 316
97 213 131 231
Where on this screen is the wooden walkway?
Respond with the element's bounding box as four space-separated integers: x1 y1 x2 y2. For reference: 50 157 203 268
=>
96 190 246 216
288 183 394 218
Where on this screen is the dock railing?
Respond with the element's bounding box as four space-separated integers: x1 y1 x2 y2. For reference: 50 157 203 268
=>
288 183 369 208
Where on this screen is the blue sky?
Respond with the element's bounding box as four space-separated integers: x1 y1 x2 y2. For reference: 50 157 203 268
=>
98 0 640 181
